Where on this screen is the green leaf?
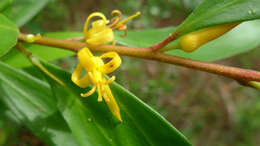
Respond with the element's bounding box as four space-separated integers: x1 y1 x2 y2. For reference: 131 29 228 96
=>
0 0 14 12
0 61 79 146
0 59 190 145
43 62 191 146
0 13 18 57
2 0 50 27
176 0 260 34
115 27 176 48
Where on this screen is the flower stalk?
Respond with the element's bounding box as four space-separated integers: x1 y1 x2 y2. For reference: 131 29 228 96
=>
15 43 64 86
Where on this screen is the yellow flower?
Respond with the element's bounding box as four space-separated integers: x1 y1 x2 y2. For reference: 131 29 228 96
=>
72 10 140 121
83 10 141 44
83 12 114 45
72 47 122 121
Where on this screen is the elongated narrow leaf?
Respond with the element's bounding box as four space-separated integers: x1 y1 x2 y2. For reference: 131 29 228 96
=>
42 62 191 146
176 0 260 34
2 0 50 27
0 61 79 146
0 14 18 57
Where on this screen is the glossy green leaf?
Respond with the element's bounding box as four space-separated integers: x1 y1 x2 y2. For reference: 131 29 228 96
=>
0 59 190 145
0 14 18 57
2 0 50 27
176 0 260 34
115 27 176 48
43 62 191 146
0 0 14 12
0 61 79 146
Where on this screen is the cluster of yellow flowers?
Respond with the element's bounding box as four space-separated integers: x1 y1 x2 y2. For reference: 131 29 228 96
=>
71 10 140 121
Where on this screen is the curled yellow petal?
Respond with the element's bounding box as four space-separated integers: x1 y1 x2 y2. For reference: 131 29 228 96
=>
83 12 115 46
71 64 91 88
77 47 96 72
100 52 122 74
85 20 108 39
86 28 114 45
83 12 107 38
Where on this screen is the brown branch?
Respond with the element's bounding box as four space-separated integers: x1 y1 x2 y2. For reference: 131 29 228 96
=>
150 32 179 51
18 33 260 86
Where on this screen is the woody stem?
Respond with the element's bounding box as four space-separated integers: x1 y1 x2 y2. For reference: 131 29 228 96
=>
18 33 260 88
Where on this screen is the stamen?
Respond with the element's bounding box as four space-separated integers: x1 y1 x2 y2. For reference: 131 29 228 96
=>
97 83 103 102
102 91 110 102
103 76 115 84
88 72 95 83
108 17 120 28
108 10 122 28
121 29 127 37
111 10 123 20
81 85 97 97
118 11 141 25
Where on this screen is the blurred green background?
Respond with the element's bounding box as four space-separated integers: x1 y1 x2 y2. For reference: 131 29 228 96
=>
1 0 260 145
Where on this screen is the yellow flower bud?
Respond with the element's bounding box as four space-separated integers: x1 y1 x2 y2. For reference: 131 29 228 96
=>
180 23 240 52
24 34 41 43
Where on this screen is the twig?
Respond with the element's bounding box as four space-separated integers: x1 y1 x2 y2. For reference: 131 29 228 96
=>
150 32 179 51
18 33 260 87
